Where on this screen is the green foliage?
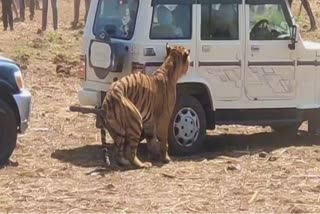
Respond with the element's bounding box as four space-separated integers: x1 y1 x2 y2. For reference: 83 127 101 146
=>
254 7 286 26
47 32 63 45
14 46 30 65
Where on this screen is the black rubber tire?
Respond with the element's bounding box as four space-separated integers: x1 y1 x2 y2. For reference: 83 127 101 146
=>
0 99 17 165
168 96 207 156
271 122 302 135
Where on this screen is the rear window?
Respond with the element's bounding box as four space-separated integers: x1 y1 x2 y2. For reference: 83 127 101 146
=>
150 4 192 40
93 0 139 40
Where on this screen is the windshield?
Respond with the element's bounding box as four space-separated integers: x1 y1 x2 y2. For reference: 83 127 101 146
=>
93 0 139 40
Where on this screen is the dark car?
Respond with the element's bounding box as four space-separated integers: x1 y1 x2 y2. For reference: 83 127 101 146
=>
0 56 31 165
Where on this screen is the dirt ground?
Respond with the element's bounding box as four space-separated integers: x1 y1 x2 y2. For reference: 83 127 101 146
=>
1 0 320 213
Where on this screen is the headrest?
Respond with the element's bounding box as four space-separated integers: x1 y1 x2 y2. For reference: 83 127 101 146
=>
156 6 173 26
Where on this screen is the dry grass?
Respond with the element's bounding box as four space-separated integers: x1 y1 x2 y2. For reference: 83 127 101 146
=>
1 0 320 212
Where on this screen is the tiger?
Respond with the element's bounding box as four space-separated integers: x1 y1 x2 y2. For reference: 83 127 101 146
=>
96 44 190 169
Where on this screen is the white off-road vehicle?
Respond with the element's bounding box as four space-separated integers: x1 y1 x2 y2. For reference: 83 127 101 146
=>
70 0 320 156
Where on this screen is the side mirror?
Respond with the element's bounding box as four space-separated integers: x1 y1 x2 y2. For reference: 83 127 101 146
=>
288 25 297 50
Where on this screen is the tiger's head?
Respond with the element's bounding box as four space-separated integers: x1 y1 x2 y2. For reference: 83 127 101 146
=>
165 44 190 82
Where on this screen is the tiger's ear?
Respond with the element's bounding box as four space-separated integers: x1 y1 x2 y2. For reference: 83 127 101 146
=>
166 43 171 56
183 49 190 61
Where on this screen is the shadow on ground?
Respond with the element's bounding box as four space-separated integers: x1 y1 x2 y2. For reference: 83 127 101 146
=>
51 144 107 168
51 130 320 170
51 143 154 169
180 130 320 163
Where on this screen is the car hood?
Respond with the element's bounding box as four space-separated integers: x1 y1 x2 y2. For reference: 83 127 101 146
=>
0 56 20 72
0 56 15 64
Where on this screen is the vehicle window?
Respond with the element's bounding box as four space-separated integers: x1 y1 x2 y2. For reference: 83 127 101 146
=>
93 0 139 40
249 4 291 40
150 4 192 40
201 3 239 40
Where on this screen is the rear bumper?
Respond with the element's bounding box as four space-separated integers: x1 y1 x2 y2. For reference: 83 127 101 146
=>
13 89 31 134
79 88 101 107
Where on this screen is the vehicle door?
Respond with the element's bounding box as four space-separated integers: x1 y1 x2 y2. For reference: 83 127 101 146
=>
144 0 196 76
245 0 296 101
196 0 244 101
86 0 139 84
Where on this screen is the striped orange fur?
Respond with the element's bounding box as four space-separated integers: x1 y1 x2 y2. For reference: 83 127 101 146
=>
101 44 190 169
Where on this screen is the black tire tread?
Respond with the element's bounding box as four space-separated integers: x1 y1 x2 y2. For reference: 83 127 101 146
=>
168 95 207 156
0 99 17 165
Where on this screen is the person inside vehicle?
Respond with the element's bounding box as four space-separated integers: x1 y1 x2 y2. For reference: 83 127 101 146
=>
121 0 138 37
172 5 190 38
151 5 182 38
212 4 238 40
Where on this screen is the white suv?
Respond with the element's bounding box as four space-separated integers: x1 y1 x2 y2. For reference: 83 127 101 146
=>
71 0 320 156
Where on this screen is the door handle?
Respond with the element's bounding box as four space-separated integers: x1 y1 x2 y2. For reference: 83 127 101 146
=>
251 45 260 52
202 45 211 53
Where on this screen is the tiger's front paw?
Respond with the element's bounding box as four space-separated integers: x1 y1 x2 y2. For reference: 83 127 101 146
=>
161 153 171 164
141 162 153 168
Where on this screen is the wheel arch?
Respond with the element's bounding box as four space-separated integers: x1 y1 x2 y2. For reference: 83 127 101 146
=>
177 77 215 129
